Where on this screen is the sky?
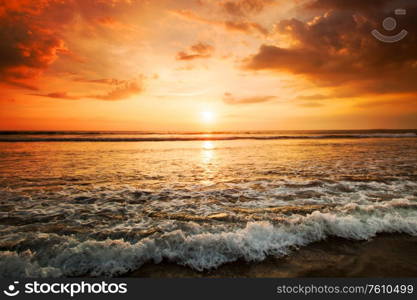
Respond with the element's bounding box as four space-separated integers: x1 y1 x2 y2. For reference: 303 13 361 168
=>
1 0 417 131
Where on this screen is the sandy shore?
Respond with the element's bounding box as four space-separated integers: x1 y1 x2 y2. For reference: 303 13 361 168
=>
127 234 417 278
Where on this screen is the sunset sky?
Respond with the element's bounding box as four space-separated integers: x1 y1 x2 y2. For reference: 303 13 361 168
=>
1 0 417 131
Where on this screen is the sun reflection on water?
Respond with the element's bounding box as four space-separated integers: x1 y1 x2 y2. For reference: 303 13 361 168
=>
202 141 214 150
201 141 215 164
200 141 217 185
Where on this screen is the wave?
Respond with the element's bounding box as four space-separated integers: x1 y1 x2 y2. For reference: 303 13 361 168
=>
1 201 416 277
1 130 416 135
0 133 416 142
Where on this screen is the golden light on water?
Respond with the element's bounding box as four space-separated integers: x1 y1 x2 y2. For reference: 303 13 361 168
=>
200 141 217 185
202 141 214 150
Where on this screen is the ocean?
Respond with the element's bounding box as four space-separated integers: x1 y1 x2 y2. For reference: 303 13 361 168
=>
0 130 417 277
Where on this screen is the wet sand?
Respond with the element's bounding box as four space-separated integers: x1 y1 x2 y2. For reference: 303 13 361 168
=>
128 234 417 278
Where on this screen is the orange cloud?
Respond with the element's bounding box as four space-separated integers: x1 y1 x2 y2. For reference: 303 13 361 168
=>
33 92 80 100
0 4 67 88
219 0 275 17
73 78 130 85
89 81 143 101
33 80 143 101
171 9 268 36
223 92 277 104
0 0 138 90
176 42 214 60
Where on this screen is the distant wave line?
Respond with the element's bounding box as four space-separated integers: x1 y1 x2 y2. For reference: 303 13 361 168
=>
1 130 417 135
0 133 416 142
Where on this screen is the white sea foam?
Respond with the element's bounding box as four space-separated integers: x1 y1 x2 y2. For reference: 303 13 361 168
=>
1 206 416 278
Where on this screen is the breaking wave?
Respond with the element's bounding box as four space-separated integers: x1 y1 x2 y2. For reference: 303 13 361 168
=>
1 201 416 278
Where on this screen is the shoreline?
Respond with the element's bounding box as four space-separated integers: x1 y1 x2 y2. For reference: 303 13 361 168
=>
127 234 417 278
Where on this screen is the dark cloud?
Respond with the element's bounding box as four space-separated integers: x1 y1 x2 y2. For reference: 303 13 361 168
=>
223 92 277 104
245 0 417 96
176 42 214 60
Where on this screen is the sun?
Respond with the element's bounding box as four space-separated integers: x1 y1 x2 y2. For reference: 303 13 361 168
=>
200 111 215 123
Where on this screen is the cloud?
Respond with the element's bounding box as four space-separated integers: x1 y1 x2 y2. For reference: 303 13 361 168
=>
73 78 129 85
1 78 39 91
293 93 330 108
171 9 268 36
0 2 67 88
354 97 416 108
89 81 143 101
220 0 275 17
224 20 268 35
0 0 137 90
32 92 81 100
305 0 395 11
296 94 331 101
176 42 214 60
244 0 417 96
33 80 143 101
223 92 277 104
